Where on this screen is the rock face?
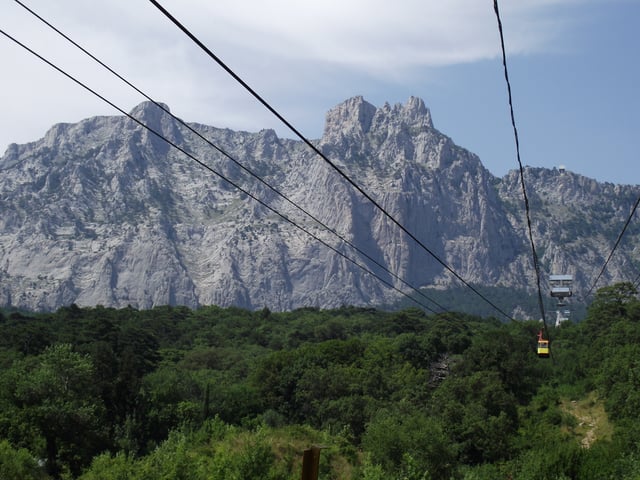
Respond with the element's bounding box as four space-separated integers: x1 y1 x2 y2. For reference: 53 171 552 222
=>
0 97 638 313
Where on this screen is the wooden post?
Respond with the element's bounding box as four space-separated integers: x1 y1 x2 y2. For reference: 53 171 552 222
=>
300 445 322 480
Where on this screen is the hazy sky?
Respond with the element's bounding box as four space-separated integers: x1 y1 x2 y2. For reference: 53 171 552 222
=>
1 0 638 185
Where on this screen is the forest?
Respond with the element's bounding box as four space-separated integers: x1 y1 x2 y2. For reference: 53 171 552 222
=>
1 282 640 479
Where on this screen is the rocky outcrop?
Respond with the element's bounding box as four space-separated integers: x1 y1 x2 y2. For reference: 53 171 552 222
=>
0 97 638 312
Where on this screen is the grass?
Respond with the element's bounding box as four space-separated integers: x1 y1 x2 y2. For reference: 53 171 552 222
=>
560 391 614 448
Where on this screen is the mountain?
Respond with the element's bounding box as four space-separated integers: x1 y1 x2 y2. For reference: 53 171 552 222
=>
0 96 638 313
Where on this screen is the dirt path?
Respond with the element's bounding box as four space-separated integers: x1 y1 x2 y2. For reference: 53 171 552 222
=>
561 393 612 448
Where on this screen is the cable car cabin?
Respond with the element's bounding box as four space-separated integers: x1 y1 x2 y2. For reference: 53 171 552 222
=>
537 330 550 358
549 274 573 298
537 338 550 358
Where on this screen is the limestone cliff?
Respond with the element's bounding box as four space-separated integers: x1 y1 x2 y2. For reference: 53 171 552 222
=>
0 97 638 313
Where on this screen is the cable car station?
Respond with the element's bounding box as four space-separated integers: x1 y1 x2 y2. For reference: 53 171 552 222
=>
550 274 573 326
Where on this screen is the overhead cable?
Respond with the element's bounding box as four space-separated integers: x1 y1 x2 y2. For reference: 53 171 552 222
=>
12 0 448 314
492 1 550 332
148 0 516 322
585 193 640 298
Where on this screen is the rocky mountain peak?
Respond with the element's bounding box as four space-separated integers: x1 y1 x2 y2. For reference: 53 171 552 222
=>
127 101 182 152
128 101 171 121
322 96 434 143
367 97 434 140
322 96 377 140
0 97 638 313
396 96 433 129
319 96 440 173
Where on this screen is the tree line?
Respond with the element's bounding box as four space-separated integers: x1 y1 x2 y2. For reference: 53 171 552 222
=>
1 283 639 479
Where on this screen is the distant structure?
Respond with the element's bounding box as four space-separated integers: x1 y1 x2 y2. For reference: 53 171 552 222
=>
549 274 573 326
558 165 566 174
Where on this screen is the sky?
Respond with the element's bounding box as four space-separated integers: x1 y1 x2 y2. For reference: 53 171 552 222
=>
0 0 638 185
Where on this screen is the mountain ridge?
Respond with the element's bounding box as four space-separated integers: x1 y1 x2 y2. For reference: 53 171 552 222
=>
1 97 638 313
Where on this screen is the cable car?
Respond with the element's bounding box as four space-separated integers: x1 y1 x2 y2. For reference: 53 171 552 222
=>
537 330 550 358
549 274 573 298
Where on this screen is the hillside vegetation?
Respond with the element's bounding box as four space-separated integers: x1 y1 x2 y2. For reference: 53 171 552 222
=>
1 282 640 479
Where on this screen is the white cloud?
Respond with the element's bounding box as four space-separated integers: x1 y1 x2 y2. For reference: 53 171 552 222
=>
0 0 607 152
149 0 582 71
